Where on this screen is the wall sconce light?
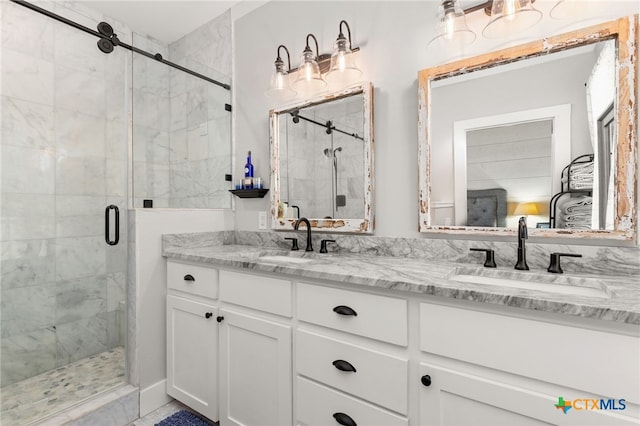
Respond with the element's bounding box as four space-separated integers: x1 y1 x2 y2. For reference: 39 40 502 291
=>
429 0 476 48
326 20 362 85
266 20 362 99
292 34 327 94
264 45 296 100
482 0 542 38
431 0 544 48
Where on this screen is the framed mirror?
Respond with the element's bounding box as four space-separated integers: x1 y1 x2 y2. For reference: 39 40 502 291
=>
418 16 637 240
270 83 374 233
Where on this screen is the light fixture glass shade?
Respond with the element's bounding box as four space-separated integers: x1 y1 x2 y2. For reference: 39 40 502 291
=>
428 0 476 48
482 0 542 39
326 35 362 85
264 58 296 100
292 49 327 93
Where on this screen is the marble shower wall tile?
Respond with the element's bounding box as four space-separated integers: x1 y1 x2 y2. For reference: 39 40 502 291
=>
0 239 56 290
1 96 55 149
1 329 57 385
56 315 108 366
1 284 56 338
56 275 107 324
1 47 55 105
1 1 55 60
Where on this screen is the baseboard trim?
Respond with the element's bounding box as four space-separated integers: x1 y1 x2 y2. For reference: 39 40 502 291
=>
140 379 173 417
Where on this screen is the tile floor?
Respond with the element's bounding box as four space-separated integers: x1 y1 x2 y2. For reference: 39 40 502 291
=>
0 347 125 425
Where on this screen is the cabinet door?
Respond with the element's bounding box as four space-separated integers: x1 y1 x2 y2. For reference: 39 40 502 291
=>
419 362 637 426
219 309 292 426
167 295 218 421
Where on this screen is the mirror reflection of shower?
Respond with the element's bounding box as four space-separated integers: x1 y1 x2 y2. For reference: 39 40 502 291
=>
323 145 343 218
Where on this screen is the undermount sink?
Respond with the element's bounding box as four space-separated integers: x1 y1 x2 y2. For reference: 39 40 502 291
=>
259 255 314 264
448 268 610 299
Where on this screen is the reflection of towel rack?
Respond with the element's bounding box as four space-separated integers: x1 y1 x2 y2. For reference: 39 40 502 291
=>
549 154 594 228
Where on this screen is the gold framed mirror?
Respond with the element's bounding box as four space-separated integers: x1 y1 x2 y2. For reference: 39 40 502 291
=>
270 82 374 233
418 15 637 240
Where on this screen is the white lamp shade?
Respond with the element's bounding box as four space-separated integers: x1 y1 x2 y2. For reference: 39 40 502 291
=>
429 0 476 48
292 50 327 93
482 0 542 39
326 37 362 85
265 67 296 100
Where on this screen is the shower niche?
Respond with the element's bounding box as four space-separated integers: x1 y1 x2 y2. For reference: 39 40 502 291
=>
269 83 374 233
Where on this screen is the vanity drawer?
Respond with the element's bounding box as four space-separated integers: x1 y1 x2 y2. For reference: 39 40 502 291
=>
297 376 408 426
420 303 640 404
297 283 407 346
296 329 408 415
167 261 218 300
220 270 292 317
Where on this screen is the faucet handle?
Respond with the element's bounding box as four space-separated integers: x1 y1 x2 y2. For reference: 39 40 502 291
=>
547 252 582 274
284 237 299 251
320 239 336 253
470 248 497 268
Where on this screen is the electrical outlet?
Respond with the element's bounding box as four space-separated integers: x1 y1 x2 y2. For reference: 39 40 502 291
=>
199 122 208 136
258 211 267 230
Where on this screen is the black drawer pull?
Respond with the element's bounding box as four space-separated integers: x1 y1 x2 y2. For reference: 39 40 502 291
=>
333 412 356 426
332 359 356 373
421 374 432 387
333 305 357 316
205 312 213 319
183 274 195 282
216 316 224 323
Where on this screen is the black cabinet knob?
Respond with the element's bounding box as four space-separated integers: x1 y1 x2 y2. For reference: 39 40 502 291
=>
333 305 357 316
205 312 213 319
332 359 357 373
216 316 224 323
183 274 195 282
333 412 357 426
421 374 432 387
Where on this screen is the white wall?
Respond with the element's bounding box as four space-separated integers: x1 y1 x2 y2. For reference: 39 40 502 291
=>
135 209 233 415
232 0 639 238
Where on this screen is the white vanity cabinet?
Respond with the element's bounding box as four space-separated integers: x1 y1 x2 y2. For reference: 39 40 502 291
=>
166 261 219 421
419 303 640 426
166 258 639 426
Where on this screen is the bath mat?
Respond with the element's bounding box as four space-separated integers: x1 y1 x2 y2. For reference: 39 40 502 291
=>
155 410 215 426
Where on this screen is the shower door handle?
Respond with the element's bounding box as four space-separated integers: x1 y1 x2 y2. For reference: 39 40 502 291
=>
105 205 120 246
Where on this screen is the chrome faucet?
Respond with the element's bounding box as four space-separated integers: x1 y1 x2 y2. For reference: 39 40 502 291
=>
515 216 529 270
294 217 313 252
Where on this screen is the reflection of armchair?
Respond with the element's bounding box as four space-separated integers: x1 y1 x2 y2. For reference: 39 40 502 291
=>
467 189 507 227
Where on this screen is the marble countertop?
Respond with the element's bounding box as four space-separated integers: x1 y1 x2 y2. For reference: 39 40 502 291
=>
163 244 640 325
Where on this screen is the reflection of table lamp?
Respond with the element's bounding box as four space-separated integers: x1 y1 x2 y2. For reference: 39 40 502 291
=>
514 202 539 224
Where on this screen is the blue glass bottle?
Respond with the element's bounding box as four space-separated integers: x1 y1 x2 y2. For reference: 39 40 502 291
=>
244 150 254 188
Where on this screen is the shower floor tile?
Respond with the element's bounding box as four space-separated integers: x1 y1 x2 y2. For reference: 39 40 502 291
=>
0 346 125 425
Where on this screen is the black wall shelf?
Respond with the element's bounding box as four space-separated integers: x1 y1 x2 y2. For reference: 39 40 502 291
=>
229 189 269 198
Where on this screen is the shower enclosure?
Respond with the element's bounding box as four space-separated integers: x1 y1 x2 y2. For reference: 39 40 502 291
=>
0 1 130 423
1 0 231 423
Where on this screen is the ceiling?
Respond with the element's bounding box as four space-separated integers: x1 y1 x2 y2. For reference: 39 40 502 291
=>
81 1 243 44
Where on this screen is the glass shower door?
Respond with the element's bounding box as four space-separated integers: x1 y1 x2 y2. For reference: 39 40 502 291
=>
0 1 129 423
